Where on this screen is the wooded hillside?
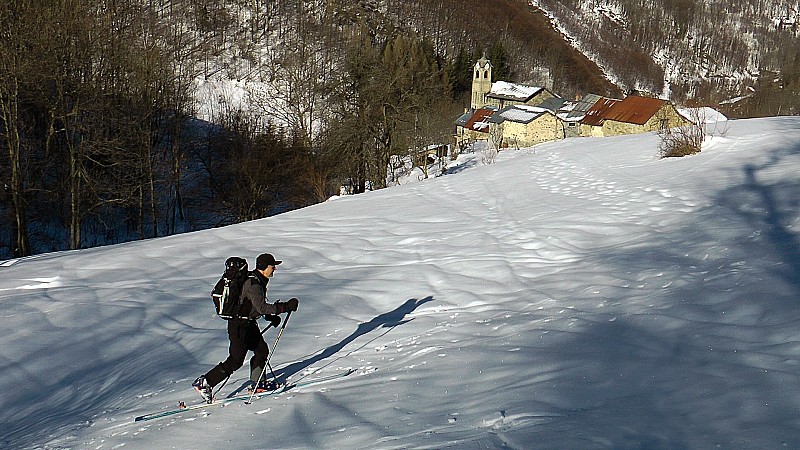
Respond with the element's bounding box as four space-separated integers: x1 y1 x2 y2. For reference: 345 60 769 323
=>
1 0 797 258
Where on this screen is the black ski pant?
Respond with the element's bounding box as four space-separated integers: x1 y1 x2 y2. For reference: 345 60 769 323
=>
205 318 268 387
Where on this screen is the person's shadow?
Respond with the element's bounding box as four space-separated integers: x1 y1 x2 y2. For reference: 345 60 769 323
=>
275 296 433 383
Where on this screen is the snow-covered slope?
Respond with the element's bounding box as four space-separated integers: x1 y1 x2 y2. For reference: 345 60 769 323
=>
3 117 800 449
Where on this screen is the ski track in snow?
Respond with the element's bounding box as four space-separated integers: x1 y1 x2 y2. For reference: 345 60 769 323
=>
1 118 800 449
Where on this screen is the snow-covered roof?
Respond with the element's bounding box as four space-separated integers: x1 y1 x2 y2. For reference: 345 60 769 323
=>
473 120 491 131
486 81 545 102
677 107 728 124
490 105 552 124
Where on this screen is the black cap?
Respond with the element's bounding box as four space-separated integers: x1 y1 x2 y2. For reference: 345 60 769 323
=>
256 253 282 269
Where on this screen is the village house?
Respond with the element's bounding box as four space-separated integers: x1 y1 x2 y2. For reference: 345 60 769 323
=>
574 95 621 137
455 57 690 149
454 106 496 148
488 105 563 148
457 56 560 148
563 93 605 137
484 81 558 110
577 95 689 137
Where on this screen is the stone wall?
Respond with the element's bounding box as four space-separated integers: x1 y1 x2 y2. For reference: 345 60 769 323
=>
502 114 562 148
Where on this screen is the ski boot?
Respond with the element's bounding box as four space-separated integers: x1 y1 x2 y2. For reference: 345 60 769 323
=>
250 378 281 394
192 376 213 404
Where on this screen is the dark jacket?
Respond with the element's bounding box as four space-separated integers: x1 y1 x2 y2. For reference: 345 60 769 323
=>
239 271 282 319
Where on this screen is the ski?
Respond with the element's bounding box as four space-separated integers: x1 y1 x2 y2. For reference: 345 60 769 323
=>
134 368 357 422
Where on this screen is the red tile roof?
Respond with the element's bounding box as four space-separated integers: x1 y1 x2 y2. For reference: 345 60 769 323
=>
581 97 620 126
604 96 667 125
464 108 496 132
580 96 668 126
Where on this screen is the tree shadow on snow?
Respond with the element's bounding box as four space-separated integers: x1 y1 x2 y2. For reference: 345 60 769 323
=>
534 141 800 448
443 158 479 175
718 149 800 293
273 296 433 383
533 316 800 449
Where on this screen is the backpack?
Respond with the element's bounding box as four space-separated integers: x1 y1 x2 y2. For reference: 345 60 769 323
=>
210 256 253 319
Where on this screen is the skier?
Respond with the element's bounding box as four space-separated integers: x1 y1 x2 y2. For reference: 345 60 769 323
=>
193 253 299 402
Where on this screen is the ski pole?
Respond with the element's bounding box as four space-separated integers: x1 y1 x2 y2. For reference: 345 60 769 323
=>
247 311 292 404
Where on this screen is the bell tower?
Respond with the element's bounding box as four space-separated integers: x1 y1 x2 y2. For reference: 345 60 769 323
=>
471 56 492 109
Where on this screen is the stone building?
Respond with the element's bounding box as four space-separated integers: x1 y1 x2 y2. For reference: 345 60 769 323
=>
457 58 690 149
488 105 563 148
579 95 689 137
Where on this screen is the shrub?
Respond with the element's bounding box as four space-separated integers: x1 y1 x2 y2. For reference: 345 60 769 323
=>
658 111 705 158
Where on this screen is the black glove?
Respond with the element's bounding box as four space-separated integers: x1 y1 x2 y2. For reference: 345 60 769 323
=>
275 297 299 314
264 314 281 328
